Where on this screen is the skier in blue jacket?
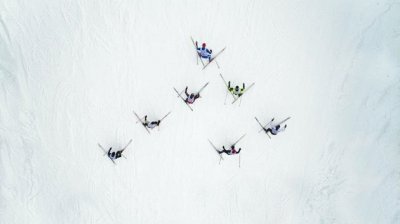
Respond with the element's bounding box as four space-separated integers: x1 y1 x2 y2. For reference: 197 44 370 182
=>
195 41 212 62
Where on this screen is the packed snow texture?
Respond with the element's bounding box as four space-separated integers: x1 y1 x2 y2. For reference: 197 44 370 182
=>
1 0 400 223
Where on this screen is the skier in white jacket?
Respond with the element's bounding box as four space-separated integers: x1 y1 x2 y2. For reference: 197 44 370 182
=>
263 119 287 135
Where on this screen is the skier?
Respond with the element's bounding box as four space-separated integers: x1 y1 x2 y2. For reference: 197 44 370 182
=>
195 41 213 62
107 147 125 160
218 145 242 155
184 86 200 104
142 115 161 129
228 81 245 97
263 121 287 135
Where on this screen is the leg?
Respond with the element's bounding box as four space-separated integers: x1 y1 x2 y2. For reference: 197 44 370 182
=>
263 128 272 135
218 149 230 155
116 150 122 159
219 146 228 154
269 128 278 136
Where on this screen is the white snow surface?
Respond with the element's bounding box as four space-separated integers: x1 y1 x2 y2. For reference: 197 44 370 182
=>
1 0 400 223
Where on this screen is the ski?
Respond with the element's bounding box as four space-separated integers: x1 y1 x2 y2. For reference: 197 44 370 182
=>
132 110 151 134
196 82 209 95
190 36 205 66
135 116 145 124
256 117 274 133
98 143 116 165
202 47 226 70
121 139 133 151
219 73 237 102
174 87 194 111
276 117 291 126
160 111 171 121
208 139 223 161
119 139 132 159
255 117 272 138
231 82 255 104
232 134 246 146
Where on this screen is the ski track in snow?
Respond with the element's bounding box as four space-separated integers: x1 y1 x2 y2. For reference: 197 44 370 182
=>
1 0 400 223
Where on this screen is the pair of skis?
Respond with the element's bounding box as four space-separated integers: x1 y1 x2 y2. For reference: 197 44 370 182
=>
255 117 291 139
191 36 226 70
98 139 132 165
208 134 246 165
132 110 171 134
219 73 255 105
173 82 209 111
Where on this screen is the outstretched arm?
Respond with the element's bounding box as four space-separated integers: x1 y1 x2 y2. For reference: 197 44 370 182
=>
185 87 189 97
195 41 201 51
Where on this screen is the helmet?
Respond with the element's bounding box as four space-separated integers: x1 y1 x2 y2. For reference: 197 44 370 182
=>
190 94 195 98
202 43 206 48
235 86 239 91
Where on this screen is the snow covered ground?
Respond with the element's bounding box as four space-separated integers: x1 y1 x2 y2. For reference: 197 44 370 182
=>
1 0 400 223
